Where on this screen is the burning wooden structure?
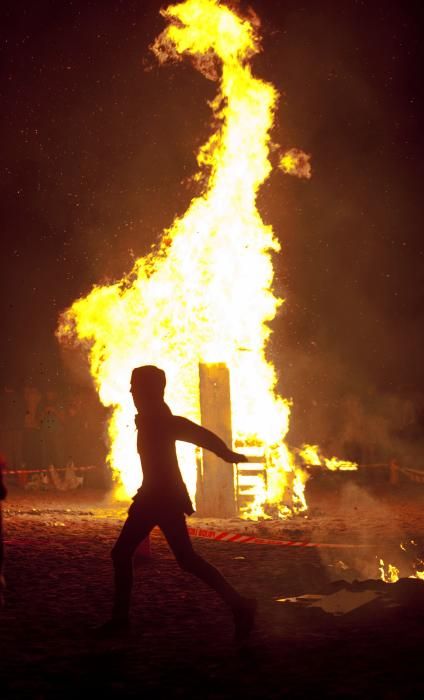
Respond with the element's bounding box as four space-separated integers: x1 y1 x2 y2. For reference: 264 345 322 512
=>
196 363 235 517
196 363 267 518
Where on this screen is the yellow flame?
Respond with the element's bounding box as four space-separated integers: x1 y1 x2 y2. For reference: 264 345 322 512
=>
324 457 358 471
57 0 342 521
57 0 300 517
298 444 321 466
411 555 424 581
298 444 358 471
399 543 424 581
279 148 312 179
378 559 400 583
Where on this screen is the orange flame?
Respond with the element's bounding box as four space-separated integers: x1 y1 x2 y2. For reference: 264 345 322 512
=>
379 542 424 582
58 0 308 516
279 148 312 179
298 444 358 471
378 558 400 583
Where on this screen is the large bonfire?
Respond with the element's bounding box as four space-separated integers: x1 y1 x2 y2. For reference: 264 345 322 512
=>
58 0 351 517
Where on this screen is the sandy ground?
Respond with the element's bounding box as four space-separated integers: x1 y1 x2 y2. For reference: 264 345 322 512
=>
1 474 423 699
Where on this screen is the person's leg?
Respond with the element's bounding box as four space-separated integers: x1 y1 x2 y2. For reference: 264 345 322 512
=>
159 512 256 639
110 503 155 623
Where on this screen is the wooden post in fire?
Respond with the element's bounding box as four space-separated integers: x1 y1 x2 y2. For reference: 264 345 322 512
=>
196 363 237 518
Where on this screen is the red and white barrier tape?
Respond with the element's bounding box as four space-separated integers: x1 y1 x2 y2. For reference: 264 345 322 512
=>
4 527 374 549
187 526 372 549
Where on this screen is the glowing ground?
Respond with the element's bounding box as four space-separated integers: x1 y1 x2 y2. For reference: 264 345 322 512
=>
1 482 423 698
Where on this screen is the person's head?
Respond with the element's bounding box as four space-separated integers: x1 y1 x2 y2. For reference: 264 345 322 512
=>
130 365 166 412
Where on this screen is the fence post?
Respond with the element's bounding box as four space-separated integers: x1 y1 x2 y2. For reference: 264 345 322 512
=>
389 459 400 486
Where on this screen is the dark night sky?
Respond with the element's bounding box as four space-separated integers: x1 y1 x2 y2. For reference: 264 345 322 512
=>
1 0 423 443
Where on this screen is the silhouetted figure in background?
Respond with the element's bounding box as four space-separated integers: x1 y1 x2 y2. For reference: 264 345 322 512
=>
99 365 256 641
0 455 7 607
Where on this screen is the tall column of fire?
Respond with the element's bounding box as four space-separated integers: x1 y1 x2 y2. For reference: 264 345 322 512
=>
58 0 307 518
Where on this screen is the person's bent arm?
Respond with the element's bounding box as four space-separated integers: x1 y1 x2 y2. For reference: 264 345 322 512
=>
173 416 247 463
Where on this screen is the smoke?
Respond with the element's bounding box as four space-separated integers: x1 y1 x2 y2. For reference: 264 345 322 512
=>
279 148 312 180
253 1 424 471
58 345 94 389
315 482 415 581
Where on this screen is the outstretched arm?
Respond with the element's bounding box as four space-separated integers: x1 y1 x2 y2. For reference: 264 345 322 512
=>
173 416 247 463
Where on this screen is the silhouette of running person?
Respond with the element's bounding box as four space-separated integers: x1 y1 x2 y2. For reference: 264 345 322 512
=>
99 365 256 641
